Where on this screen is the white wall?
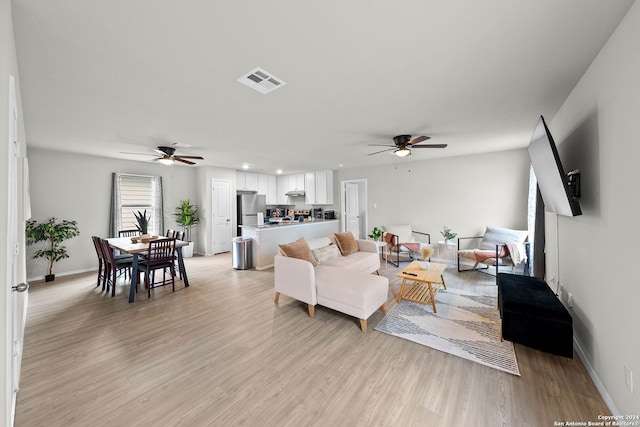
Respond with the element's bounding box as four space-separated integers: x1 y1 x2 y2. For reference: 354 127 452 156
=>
336 148 531 242
547 1 640 415
25 148 197 279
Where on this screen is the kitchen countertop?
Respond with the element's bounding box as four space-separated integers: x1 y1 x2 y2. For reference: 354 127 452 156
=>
240 219 338 229
239 219 340 270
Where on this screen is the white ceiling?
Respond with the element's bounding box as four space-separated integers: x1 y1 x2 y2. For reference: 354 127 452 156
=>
12 0 635 174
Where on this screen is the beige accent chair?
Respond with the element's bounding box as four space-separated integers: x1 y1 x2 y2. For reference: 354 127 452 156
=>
457 226 530 281
382 225 431 267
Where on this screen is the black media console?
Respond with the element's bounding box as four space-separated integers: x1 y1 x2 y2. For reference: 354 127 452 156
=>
497 273 573 358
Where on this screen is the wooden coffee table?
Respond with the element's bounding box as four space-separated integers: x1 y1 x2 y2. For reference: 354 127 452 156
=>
396 261 447 313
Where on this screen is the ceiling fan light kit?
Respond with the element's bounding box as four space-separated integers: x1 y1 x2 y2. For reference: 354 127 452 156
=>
394 147 411 157
157 156 174 165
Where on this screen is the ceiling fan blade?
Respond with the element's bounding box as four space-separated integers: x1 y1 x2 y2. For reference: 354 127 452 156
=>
174 157 196 165
407 135 430 145
175 155 204 160
411 144 448 148
367 147 396 156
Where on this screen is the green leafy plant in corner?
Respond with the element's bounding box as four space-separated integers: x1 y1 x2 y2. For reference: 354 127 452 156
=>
368 226 383 241
440 226 457 241
175 200 199 242
133 209 151 235
26 217 80 281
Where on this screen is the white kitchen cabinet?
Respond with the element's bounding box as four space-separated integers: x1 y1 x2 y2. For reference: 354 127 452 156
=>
277 174 289 204
236 171 258 192
304 172 315 204
258 174 278 204
316 170 332 204
290 173 305 191
305 170 334 204
258 174 269 197
275 173 305 204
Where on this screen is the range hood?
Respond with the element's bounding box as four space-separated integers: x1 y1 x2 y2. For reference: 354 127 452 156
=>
285 190 305 197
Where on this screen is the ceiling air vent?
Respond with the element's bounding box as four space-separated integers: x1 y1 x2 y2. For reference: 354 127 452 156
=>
237 67 286 94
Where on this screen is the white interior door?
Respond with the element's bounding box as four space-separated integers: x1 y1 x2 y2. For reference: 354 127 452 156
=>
212 179 231 254
8 75 28 426
345 182 360 238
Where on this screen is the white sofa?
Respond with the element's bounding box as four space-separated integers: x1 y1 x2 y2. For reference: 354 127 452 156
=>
274 235 389 332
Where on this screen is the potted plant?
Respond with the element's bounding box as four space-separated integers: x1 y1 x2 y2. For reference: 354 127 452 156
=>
440 226 457 244
25 217 80 282
175 200 199 257
133 209 151 237
368 226 383 241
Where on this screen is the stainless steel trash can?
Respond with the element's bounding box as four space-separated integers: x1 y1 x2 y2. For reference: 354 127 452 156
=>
232 237 253 270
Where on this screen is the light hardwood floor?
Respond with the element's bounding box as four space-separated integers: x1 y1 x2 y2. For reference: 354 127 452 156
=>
15 254 609 426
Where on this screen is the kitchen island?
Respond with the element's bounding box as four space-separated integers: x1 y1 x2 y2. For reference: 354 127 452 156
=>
240 219 339 270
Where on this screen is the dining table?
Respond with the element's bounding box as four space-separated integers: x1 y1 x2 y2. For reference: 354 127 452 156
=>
107 236 190 303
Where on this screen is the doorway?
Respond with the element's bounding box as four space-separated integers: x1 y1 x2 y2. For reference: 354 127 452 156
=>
211 179 232 254
341 178 368 239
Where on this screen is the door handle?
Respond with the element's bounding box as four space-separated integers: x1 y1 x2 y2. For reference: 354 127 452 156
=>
12 283 29 293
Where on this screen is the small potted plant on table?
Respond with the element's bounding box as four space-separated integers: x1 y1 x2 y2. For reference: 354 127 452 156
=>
368 226 383 241
440 226 457 244
175 200 199 257
26 217 80 282
133 209 151 238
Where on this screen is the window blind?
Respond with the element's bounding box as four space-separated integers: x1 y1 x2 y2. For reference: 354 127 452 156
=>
120 175 155 232
110 173 163 237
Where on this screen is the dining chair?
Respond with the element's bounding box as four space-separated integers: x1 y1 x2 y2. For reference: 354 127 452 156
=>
116 229 139 270
165 229 176 238
118 229 140 237
170 231 185 279
138 238 176 298
100 238 134 297
91 236 107 290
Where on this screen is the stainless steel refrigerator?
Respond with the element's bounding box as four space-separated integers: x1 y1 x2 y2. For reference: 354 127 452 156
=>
237 193 266 234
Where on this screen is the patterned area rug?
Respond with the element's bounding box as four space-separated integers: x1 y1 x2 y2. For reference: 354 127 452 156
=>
375 287 520 376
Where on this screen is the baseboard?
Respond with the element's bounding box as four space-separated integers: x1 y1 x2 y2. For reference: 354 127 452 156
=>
573 336 620 415
27 267 97 283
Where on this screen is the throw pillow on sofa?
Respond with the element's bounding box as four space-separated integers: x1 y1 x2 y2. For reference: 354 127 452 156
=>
311 243 341 264
334 232 359 256
279 238 318 266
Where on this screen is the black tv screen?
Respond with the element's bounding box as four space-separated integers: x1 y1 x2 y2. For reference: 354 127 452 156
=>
527 116 581 217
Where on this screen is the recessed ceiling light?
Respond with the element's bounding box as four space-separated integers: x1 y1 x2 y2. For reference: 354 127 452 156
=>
276 169 283 174
242 164 249 169
237 67 286 94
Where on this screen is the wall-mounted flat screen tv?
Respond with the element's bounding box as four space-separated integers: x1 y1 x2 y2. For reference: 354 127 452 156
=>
527 116 582 217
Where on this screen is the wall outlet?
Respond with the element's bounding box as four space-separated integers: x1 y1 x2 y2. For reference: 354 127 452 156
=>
567 292 573 308
625 365 634 394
